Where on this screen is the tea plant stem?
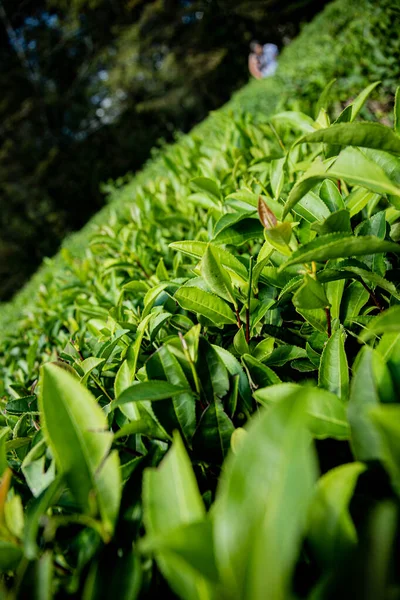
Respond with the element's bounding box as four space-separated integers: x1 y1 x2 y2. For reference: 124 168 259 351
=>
91 374 113 403
178 332 204 408
254 177 270 197
232 155 243 185
360 279 383 311
269 122 286 153
246 257 254 344
325 306 332 338
235 308 242 329
133 254 150 279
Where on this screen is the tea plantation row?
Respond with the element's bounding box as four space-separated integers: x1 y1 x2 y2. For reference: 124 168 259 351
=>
1 0 400 598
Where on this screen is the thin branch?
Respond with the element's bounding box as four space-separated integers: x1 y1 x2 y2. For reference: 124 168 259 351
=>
325 306 332 338
245 256 254 344
359 279 383 311
235 307 241 329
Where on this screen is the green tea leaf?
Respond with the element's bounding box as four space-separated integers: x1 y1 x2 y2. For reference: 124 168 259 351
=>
319 328 349 400
0 541 22 572
271 110 316 133
39 364 121 535
264 345 307 367
114 359 139 420
212 346 252 413
294 191 331 223
140 520 219 584
293 275 330 310
242 353 281 387
369 404 400 496
355 210 387 275
233 327 249 356
270 157 285 199
143 432 212 600
170 241 248 280
114 415 171 442
320 263 400 301
21 440 56 497
349 81 381 121
340 281 369 323
330 147 400 195
300 122 400 155
326 279 345 321
127 313 153 380
197 337 230 400
345 188 379 218
348 347 385 461
144 431 205 525
360 306 400 341
112 381 191 409
307 463 366 567
175 286 237 326
80 357 105 386
142 282 173 318
156 345 196 443
213 218 263 246
319 179 344 212
280 234 400 270
311 210 351 235
213 397 317 599
190 176 221 201
201 245 237 307
264 222 293 255
254 383 349 440
156 258 169 281
193 398 234 462
315 78 336 118
214 211 256 237
282 161 330 219
283 148 400 218
297 307 327 334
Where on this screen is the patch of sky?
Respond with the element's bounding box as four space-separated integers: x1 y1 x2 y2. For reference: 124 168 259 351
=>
101 97 113 109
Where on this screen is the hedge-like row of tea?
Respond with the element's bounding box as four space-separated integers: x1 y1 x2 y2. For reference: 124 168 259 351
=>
2 0 400 598
2 0 400 334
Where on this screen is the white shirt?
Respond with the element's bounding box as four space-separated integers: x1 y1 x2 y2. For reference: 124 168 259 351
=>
259 44 278 78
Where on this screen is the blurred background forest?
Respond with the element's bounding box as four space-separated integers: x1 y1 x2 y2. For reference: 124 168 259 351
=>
0 0 329 301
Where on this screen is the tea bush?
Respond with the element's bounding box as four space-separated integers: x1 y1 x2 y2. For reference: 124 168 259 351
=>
2 0 400 334
2 77 400 598
2 1 400 598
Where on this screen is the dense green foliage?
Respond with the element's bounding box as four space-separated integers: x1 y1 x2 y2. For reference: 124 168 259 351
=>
3 0 400 326
0 0 327 300
2 77 400 597
2 0 400 598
